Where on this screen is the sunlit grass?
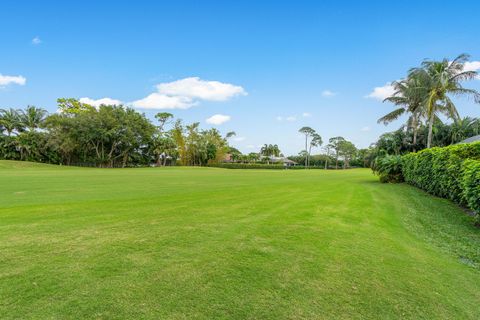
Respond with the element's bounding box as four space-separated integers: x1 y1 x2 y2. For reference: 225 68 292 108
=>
0 161 479 319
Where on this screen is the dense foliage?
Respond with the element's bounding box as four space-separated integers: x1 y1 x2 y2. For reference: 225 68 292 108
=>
371 155 404 183
402 142 480 223
379 54 480 150
0 101 232 167
371 117 480 158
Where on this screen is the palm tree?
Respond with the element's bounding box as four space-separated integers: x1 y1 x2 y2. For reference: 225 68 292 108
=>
271 144 281 157
413 54 480 148
20 106 48 131
380 74 427 151
0 108 21 136
449 117 479 143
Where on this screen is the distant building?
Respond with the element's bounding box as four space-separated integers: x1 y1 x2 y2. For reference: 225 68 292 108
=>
224 153 233 162
270 156 298 167
459 135 480 144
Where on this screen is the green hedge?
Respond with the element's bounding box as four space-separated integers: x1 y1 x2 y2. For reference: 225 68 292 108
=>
462 159 480 216
207 163 286 169
401 142 480 220
207 163 326 170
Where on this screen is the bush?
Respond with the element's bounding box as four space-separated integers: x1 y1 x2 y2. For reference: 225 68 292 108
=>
372 155 404 183
207 163 327 170
462 159 480 224
207 163 286 169
402 142 480 205
401 142 480 222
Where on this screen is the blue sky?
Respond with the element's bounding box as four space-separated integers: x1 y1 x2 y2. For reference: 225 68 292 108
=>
1 1 480 155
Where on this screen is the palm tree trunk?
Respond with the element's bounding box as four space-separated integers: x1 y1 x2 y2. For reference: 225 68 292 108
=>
427 112 435 148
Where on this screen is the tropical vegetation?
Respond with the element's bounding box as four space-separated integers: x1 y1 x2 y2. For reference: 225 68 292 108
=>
378 53 480 152
0 100 232 167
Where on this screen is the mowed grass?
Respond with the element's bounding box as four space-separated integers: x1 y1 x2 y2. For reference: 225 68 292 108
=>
1 161 479 319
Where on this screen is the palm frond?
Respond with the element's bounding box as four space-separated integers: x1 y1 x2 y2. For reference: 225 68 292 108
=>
449 87 480 103
451 70 478 82
377 108 406 125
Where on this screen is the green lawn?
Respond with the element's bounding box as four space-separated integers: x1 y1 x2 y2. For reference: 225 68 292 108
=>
1 161 479 319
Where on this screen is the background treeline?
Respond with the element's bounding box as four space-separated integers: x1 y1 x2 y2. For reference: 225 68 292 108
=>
0 99 231 167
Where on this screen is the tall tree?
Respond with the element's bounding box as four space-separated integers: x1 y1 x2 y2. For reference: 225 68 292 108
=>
328 136 345 169
155 112 174 132
338 140 357 169
412 54 480 148
308 133 323 167
380 73 427 151
57 98 95 115
299 127 316 167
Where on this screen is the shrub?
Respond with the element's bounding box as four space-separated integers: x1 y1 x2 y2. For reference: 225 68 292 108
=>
207 163 285 169
462 159 480 224
402 142 480 205
372 155 404 183
401 142 480 223
207 163 327 170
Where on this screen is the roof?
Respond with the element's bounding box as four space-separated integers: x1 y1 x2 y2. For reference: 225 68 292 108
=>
459 135 480 144
269 157 297 164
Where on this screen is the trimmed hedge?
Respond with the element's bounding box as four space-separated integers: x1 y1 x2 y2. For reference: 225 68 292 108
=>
401 142 480 221
462 159 480 216
207 163 326 170
207 163 286 169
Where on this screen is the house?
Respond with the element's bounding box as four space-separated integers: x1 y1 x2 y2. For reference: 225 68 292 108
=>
270 156 298 167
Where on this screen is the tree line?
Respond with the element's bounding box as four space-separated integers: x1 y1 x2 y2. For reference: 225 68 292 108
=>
0 99 232 167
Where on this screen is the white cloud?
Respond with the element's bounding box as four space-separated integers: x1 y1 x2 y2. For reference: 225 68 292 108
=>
157 77 246 101
246 144 255 149
276 116 283 121
206 114 231 125
302 112 312 117
132 93 194 109
32 36 42 45
322 90 337 97
233 136 245 142
361 126 371 132
0 74 26 87
79 97 123 107
132 77 246 109
463 61 480 72
365 82 395 101
463 61 480 79
286 116 297 122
